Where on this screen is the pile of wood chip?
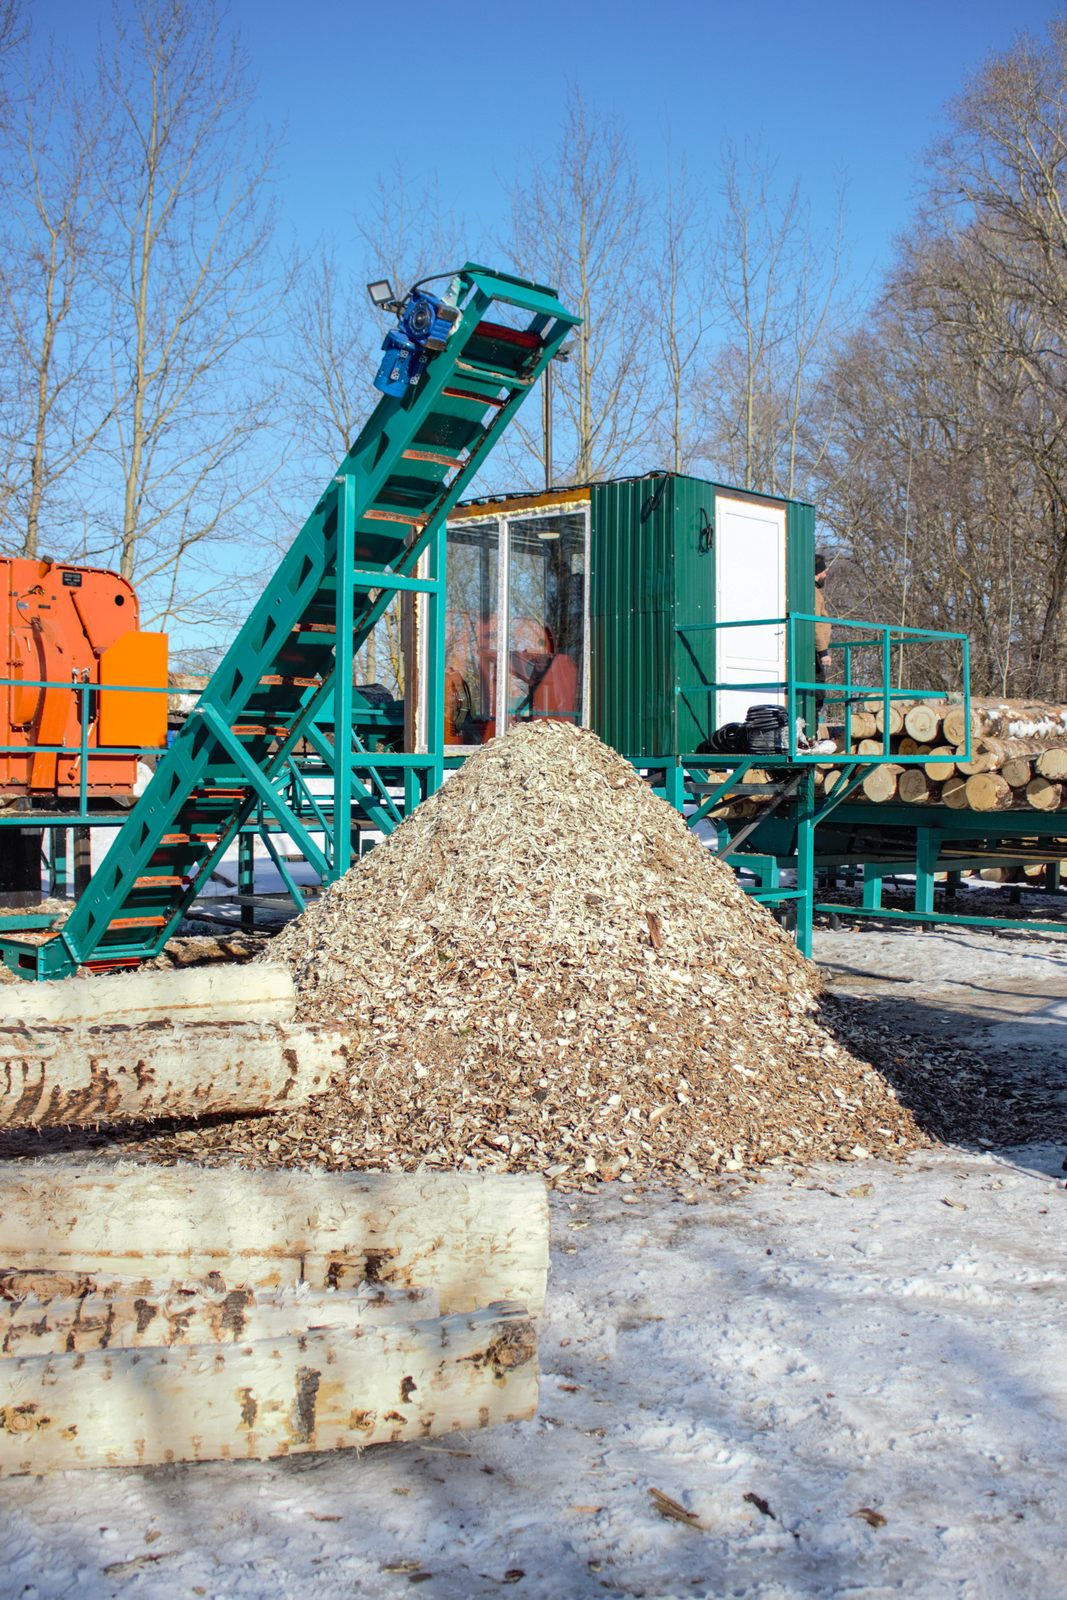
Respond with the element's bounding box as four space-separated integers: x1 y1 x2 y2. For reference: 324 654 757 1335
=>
146 720 921 1190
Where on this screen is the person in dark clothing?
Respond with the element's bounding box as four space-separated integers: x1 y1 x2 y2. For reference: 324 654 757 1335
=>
814 552 831 682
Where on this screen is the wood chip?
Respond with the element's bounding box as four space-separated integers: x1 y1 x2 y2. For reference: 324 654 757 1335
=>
112 724 927 1187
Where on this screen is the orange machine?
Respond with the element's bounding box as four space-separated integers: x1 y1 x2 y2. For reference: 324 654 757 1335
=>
1 557 167 801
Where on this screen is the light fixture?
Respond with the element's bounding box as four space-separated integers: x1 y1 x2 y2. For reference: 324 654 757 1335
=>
537 523 561 541
366 279 400 313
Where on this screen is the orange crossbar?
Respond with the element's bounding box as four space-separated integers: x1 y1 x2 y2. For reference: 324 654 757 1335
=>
442 387 505 407
363 509 427 528
402 448 462 468
107 915 167 930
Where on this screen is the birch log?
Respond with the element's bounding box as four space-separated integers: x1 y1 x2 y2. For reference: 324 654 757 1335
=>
0 964 294 1027
861 765 901 803
1037 748 1067 780
897 770 938 805
0 1021 345 1127
0 1164 549 1315
1026 776 1064 811
0 1300 538 1474
923 747 959 780
903 703 943 743
963 774 1014 811
0 1282 437 1358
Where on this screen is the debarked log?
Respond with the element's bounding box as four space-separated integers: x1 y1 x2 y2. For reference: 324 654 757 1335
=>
0 1164 550 1316
0 1300 538 1474
0 1021 347 1127
0 963 295 1027
0 1281 438 1358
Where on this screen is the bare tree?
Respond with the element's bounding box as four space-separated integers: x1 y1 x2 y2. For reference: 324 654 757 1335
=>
96 0 281 633
651 144 715 474
273 173 467 691
505 89 653 485
819 20 1067 700
699 143 847 500
0 45 111 558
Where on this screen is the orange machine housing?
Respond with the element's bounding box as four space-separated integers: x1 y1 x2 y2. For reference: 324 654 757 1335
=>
1 558 167 801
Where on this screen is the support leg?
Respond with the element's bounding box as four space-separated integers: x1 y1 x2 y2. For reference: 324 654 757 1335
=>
238 829 255 932
862 864 885 910
915 828 939 916
795 770 816 960
49 828 69 898
73 826 92 897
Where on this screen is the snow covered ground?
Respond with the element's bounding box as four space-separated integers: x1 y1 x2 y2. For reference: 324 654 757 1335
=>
3 928 1067 1599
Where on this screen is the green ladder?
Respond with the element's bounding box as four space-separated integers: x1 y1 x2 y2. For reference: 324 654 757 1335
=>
3 264 578 980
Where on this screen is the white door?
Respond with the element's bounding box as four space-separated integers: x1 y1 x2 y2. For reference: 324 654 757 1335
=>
714 494 787 728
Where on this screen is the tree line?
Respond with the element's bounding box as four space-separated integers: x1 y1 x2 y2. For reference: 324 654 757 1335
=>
2 2 1065 699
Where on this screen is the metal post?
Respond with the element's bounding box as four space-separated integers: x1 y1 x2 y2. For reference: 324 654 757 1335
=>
795 769 816 959
73 826 92 896
915 828 938 916
238 828 255 931
333 475 356 879
426 521 446 795
49 828 69 898
542 362 552 491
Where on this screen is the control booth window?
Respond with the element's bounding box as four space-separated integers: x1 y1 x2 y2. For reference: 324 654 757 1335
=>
443 507 588 747
505 513 584 731
443 519 499 745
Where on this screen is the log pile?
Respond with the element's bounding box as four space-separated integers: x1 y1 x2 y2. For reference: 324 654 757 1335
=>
116 721 926 1187
817 698 1067 815
0 1163 547 1473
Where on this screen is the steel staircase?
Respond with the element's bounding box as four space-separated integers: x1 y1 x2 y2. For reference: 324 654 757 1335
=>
4 264 578 980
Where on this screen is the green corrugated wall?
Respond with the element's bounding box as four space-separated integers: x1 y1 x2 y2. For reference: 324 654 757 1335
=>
589 473 815 757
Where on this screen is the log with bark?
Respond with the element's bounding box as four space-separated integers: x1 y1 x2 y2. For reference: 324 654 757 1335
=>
963 773 1014 812
1026 776 1064 811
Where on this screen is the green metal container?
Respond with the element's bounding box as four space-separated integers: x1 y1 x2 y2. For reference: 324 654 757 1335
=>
589 473 816 758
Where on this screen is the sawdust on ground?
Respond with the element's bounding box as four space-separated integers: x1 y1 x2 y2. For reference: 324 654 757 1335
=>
133 721 927 1189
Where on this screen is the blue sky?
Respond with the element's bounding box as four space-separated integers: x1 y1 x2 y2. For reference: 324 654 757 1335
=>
43 0 1066 296
29 0 1067 653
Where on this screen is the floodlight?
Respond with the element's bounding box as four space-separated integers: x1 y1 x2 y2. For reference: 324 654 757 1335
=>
367 279 399 312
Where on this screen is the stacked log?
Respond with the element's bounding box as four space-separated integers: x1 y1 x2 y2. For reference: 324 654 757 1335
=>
815 697 1067 817
0 1163 549 1473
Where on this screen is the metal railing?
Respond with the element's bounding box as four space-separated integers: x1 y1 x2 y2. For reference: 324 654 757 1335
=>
674 612 972 764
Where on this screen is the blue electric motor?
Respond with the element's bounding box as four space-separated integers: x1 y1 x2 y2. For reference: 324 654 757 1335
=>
374 291 458 398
